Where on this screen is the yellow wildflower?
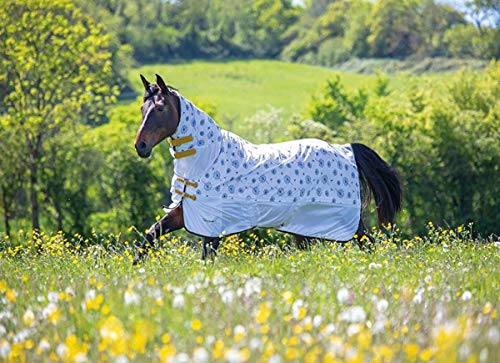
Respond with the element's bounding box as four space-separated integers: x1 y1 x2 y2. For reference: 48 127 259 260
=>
256 302 272 324
191 319 202 331
404 343 419 362
158 345 176 362
99 315 128 357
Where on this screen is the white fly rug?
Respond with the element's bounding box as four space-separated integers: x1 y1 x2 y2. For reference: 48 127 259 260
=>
167 95 361 241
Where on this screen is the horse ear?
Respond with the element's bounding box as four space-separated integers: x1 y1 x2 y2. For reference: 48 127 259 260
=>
156 74 169 94
140 74 150 90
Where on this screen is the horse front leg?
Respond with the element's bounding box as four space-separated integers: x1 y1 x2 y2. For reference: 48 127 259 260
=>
133 205 184 265
202 237 220 261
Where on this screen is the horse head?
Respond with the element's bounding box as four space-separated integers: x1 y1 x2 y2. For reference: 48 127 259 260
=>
135 74 180 158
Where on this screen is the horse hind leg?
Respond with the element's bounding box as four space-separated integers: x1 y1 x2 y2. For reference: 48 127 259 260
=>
202 237 220 261
293 234 314 249
355 218 375 252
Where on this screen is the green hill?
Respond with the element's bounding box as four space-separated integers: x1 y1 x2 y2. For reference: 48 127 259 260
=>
131 60 383 121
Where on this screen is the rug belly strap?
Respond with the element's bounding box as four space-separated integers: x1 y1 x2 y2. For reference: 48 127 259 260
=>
174 149 197 159
168 135 193 147
174 189 196 201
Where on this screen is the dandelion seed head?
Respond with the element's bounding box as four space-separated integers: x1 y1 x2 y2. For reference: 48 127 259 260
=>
461 291 472 301
336 288 349 304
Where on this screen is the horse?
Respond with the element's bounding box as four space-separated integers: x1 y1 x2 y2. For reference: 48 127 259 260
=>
133 74 402 264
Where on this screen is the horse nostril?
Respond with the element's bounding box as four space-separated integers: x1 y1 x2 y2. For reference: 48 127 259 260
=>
138 141 147 150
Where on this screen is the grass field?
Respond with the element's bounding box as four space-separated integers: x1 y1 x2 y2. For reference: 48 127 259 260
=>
131 60 441 122
1 226 498 362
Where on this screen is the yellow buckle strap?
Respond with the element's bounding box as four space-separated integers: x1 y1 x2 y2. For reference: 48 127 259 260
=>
174 189 196 201
176 177 198 188
168 135 193 147
174 149 196 159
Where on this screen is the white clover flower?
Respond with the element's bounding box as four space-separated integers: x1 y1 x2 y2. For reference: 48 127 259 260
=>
249 337 262 350
74 353 88 363
347 323 360 336
42 302 58 319
461 291 472 301
413 288 425 304
124 289 140 305
487 327 499 345
339 306 366 323
193 347 209 363
56 343 69 359
376 299 389 312
267 354 282 363
313 315 323 327
372 317 387 334
459 345 471 360
368 262 382 269
186 284 196 295
13 329 33 343
212 274 225 286
244 277 262 297
225 348 245 363
85 289 96 300
0 340 11 359
115 355 129 363
322 323 336 335
172 294 185 308
233 325 246 337
38 339 50 353
47 291 59 303
336 288 349 304
220 289 234 304
172 352 190 363
479 348 488 362
206 335 215 345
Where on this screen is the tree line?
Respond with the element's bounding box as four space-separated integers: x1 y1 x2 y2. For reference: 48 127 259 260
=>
76 0 499 66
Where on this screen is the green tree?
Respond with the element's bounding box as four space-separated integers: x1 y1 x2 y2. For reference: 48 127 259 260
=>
0 0 117 232
367 0 423 57
0 119 27 236
308 76 368 130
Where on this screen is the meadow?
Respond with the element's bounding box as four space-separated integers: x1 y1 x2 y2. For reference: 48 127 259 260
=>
131 60 442 121
2 60 498 362
1 225 498 362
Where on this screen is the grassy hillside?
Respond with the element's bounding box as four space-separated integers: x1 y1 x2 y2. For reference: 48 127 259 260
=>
130 60 421 122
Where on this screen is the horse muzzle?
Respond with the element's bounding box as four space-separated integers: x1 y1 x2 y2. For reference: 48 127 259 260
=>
135 141 152 158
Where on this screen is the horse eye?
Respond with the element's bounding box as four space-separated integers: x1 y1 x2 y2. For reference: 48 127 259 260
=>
158 105 165 112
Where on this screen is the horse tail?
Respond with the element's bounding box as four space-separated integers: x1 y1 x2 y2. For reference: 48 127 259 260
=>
351 143 402 227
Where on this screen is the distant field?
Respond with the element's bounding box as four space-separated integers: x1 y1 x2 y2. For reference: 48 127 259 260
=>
131 60 439 122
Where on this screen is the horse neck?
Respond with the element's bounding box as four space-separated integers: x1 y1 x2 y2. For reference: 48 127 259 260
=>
169 95 222 180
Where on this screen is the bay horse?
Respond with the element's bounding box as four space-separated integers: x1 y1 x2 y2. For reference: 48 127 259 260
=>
133 74 402 264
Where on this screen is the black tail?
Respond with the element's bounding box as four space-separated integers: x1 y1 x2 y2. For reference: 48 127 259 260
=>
351 143 402 226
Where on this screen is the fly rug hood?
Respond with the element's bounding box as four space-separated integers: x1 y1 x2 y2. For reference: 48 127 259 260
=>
133 74 402 264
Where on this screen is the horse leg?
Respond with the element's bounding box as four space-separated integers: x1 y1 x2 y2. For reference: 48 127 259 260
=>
294 234 313 249
133 205 184 265
354 218 375 252
202 237 220 261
